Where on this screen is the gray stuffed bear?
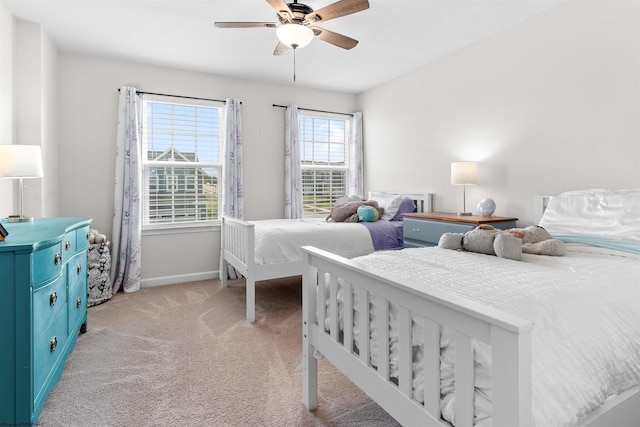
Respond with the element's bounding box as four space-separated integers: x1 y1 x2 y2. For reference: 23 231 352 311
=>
438 224 565 261
505 225 565 256
438 224 523 260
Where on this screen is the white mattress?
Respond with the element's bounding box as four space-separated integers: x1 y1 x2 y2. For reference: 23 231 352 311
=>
252 218 374 265
323 244 640 427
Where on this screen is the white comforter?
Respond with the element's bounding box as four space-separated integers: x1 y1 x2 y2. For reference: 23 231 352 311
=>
327 244 640 427
253 218 374 265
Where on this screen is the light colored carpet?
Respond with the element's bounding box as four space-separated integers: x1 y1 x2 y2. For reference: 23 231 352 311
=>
37 278 400 427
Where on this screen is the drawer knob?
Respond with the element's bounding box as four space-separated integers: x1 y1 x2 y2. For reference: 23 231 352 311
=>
50 336 57 352
77 264 82 274
50 291 57 306
77 297 82 308
54 253 62 265
65 241 71 251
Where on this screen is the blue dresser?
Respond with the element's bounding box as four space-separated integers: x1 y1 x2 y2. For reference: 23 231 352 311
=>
0 217 92 425
403 213 518 247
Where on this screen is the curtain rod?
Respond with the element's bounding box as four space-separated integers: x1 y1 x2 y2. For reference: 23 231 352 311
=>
272 104 353 117
117 88 235 104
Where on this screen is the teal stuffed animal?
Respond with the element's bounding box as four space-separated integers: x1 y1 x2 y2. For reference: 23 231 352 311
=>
357 205 380 222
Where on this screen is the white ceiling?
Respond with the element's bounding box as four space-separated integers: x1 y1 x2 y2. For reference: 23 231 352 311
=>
4 0 567 94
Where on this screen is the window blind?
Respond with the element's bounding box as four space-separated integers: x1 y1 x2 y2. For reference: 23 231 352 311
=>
299 114 349 217
141 95 223 226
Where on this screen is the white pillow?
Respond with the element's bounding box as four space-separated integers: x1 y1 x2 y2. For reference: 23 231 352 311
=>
539 188 640 242
368 191 403 221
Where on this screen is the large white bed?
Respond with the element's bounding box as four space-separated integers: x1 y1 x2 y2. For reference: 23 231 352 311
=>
301 189 640 426
221 192 433 322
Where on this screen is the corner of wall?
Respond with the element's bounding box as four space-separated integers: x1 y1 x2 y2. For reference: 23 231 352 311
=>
0 2 16 219
13 19 59 219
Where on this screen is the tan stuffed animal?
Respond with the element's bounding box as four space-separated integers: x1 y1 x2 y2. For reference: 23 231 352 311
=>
89 228 107 245
506 225 565 256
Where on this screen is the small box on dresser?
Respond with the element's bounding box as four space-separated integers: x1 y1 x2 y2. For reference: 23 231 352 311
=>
0 217 92 426
403 212 518 248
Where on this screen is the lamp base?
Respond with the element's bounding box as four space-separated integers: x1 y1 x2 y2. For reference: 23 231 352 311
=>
8 215 34 223
456 212 472 216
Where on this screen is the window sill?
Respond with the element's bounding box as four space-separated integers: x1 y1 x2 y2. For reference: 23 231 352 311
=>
142 221 220 236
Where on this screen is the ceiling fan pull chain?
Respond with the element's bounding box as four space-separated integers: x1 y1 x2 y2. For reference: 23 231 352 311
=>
293 48 297 82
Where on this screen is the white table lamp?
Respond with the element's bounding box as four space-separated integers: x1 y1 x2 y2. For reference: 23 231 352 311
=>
451 161 477 216
0 145 44 222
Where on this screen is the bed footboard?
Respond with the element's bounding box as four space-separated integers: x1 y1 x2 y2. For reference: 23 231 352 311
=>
221 216 257 321
221 216 255 284
301 246 534 427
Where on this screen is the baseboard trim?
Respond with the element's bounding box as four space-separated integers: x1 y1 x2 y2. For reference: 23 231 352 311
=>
140 271 219 288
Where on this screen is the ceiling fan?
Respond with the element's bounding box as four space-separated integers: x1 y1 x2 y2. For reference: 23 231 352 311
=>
214 0 370 55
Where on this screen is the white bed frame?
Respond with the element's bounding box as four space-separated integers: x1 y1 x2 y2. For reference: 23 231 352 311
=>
300 195 640 426
221 192 433 323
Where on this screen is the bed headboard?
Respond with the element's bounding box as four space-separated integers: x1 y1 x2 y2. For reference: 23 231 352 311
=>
404 193 433 213
367 192 434 214
533 195 551 225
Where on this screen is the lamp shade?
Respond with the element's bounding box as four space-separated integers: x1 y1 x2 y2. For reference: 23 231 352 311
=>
276 23 314 49
0 145 44 178
451 161 477 185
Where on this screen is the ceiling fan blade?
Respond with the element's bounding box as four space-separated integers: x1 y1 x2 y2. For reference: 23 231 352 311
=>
215 22 277 29
312 27 358 50
273 41 290 56
305 0 369 24
266 0 294 22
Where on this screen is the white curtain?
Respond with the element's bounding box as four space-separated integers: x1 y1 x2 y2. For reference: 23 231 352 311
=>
110 86 142 293
284 105 303 219
348 112 364 197
222 98 244 219
220 98 244 280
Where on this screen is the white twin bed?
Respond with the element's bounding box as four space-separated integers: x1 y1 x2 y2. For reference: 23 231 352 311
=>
301 189 640 427
221 192 433 322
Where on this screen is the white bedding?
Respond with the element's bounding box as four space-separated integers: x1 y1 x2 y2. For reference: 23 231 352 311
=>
323 244 640 427
253 218 374 265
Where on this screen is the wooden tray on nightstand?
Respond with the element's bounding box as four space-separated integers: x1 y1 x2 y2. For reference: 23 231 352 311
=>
403 212 518 225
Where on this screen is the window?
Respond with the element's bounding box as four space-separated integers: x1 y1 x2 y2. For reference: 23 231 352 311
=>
141 94 223 228
300 113 349 217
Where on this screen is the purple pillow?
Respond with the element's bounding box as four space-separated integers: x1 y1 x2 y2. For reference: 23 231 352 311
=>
392 197 417 220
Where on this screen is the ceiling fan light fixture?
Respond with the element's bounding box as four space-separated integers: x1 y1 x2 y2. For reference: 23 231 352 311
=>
276 23 314 49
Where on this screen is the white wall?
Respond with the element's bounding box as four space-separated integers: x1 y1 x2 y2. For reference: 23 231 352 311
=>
0 1 15 216
14 21 58 219
57 54 357 283
358 0 640 225
0 13 58 220
0 3 13 146
41 25 59 218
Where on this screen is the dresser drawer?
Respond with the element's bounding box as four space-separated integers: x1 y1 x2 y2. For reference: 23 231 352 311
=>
33 274 68 343
68 252 88 332
34 308 67 398
404 218 474 246
59 226 90 263
76 225 91 252
33 242 63 285
60 231 76 263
